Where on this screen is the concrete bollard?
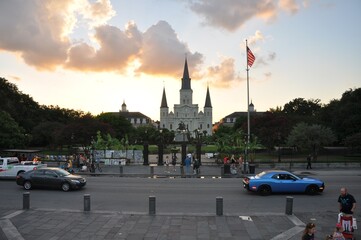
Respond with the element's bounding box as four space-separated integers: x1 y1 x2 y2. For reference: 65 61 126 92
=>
149 196 156 215
84 194 91 212
285 196 293 215
119 165 123 176
23 192 30 210
216 197 223 216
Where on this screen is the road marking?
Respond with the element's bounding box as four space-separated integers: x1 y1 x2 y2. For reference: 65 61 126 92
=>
0 219 25 240
2 210 24 220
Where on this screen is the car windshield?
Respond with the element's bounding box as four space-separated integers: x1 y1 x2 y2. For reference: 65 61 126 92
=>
54 169 71 177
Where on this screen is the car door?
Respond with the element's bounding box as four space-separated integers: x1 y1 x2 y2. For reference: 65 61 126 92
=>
43 169 62 188
269 174 284 192
31 170 45 187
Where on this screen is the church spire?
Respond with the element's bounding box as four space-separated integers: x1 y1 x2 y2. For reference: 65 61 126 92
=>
160 87 168 108
204 86 212 108
181 57 191 89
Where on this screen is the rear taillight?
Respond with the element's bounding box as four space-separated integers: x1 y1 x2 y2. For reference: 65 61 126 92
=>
243 178 249 184
33 167 37 170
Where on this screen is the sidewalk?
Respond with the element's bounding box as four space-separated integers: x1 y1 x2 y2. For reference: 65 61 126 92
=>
1 207 359 240
77 163 361 178
1 162 360 240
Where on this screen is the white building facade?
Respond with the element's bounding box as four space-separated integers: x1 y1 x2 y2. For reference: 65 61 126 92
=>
160 58 213 135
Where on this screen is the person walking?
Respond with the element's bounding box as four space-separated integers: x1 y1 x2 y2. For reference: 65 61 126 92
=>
184 154 192 176
306 154 312 169
165 156 170 173
302 222 316 240
338 187 356 215
171 154 177 172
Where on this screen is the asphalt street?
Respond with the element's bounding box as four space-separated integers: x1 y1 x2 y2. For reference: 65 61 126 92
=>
0 166 360 239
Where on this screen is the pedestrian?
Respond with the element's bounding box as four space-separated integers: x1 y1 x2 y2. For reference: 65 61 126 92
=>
193 158 200 175
165 156 170 173
238 155 244 173
223 156 229 165
302 222 316 240
306 154 312 169
184 154 192 176
332 223 345 240
338 187 356 215
171 154 177 171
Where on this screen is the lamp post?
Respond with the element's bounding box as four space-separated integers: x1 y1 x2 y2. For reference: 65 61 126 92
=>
90 136 95 163
143 130 149 165
157 129 164 166
195 129 202 165
181 130 187 166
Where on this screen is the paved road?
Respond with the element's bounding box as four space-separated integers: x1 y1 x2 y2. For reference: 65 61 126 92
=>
0 168 360 239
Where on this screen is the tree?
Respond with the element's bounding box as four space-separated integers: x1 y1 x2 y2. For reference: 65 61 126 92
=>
30 121 65 147
96 113 134 140
287 122 336 159
319 88 361 143
250 112 291 150
56 114 114 148
282 98 322 116
0 111 27 148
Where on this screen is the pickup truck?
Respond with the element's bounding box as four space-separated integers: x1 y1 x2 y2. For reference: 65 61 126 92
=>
0 157 47 179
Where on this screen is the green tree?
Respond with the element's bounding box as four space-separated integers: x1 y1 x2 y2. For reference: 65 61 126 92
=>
56 114 114 148
319 88 361 143
96 112 134 140
282 98 322 116
287 122 336 159
0 111 27 148
30 121 65 147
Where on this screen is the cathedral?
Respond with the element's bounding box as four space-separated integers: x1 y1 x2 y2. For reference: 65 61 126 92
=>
160 58 213 136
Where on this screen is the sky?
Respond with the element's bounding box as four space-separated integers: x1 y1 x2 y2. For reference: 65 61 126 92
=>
1 0 360 123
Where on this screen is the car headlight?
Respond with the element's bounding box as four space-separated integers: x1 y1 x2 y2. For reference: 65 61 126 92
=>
71 179 80 184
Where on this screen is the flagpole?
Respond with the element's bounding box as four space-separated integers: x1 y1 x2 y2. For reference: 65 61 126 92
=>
246 40 250 164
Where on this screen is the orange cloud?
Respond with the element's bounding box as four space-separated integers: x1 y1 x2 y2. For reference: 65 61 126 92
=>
205 57 245 88
66 23 142 72
136 21 203 78
278 0 299 14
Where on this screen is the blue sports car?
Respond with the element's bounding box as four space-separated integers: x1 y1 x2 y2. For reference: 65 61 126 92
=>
243 170 325 195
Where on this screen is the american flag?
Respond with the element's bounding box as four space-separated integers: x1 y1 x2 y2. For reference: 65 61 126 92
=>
247 47 255 67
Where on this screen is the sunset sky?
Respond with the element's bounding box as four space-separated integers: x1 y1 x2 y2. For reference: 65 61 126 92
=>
1 0 360 122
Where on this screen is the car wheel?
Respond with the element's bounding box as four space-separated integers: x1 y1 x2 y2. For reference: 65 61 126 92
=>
258 185 272 196
306 185 318 195
61 183 70 192
23 181 32 190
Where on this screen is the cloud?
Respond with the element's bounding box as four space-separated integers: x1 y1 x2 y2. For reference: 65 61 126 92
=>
187 0 304 31
0 1 203 77
0 0 74 70
136 21 203 77
0 0 116 70
8 75 21 81
278 0 299 14
248 30 265 45
204 57 244 88
66 22 142 72
187 0 277 31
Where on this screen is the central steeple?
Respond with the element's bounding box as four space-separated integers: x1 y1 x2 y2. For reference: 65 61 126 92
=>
181 57 191 90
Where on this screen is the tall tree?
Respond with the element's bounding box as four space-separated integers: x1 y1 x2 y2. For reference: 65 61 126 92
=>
287 122 336 158
319 88 361 143
0 111 27 148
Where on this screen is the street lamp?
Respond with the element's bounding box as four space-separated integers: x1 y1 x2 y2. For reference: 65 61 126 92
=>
143 130 149 165
195 129 202 165
157 129 164 166
181 129 187 166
